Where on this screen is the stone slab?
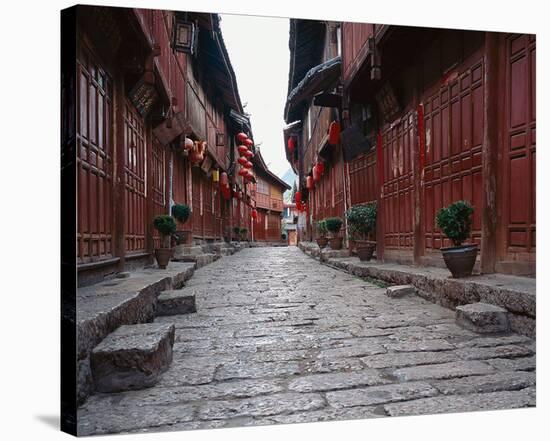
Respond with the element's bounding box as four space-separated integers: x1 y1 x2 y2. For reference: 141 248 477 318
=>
156 290 196 316
455 302 510 333
288 370 389 392
392 360 495 381
91 323 175 393
386 285 416 298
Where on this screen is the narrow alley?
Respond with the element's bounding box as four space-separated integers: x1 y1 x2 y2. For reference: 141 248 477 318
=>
78 247 535 435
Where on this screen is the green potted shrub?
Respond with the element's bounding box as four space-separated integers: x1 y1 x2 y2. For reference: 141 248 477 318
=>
171 203 192 245
281 232 287 242
435 200 477 278
315 219 329 249
325 217 343 250
153 215 177 269
233 226 241 242
346 202 377 261
240 227 248 242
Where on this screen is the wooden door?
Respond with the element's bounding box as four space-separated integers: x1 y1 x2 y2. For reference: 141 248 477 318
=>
76 40 114 263
151 137 166 249
124 101 147 253
498 34 536 268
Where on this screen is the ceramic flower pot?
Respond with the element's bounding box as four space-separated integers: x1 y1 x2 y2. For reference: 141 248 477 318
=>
440 244 478 278
155 248 172 269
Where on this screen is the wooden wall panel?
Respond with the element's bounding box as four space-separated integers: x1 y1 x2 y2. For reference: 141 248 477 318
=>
76 40 114 263
124 101 147 254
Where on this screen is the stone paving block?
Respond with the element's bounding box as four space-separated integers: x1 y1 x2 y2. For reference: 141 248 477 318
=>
215 360 302 381
384 388 535 417
317 342 386 358
326 382 438 408
432 371 536 395
156 290 196 316
386 285 416 298
383 339 456 352
486 356 536 372
265 405 385 424
456 302 510 333
361 350 458 369
393 360 495 381
288 370 389 393
91 323 175 393
198 392 326 420
454 344 534 361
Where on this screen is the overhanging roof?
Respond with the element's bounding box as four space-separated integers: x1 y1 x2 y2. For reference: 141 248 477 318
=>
285 56 341 120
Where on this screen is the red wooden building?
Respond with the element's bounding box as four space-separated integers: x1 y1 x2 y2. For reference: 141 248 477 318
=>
72 6 281 285
284 21 535 276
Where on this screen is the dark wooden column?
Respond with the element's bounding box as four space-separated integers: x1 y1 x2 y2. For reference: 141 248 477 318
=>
413 65 425 266
113 74 126 271
145 126 155 255
375 132 385 261
481 32 500 274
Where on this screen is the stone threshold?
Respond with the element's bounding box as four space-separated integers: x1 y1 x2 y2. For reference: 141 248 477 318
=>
298 242 535 338
76 262 196 405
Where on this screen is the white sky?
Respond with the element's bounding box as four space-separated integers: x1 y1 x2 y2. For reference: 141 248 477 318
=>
220 14 290 178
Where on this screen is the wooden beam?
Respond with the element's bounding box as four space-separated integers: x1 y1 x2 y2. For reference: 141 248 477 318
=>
481 32 500 274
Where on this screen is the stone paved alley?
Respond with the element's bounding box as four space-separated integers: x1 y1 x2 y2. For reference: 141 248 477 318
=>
78 247 536 435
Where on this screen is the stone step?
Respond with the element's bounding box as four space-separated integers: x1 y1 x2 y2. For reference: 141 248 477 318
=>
455 302 510 334
91 323 175 393
173 253 220 268
156 290 196 316
173 245 204 259
386 285 416 298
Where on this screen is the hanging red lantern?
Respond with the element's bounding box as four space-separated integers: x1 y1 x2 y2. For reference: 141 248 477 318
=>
238 190 243 200
328 121 341 145
313 164 321 182
220 172 228 187
295 191 302 204
306 175 314 190
238 145 248 155
238 167 248 177
247 170 254 180
244 138 254 147
251 209 258 220
317 162 325 175
237 156 248 166
236 132 248 142
287 136 296 153
245 150 254 159
244 161 253 169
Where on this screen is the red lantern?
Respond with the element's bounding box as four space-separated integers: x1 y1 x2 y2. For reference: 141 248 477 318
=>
238 167 248 177
313 164 321 182
244 161 253 169
220 172 228 187
237 157 248 166
317 162 325 175
295 191 302 204
306 175 314 190
251 209 258 220
245 150 254 159
244 138 254 147
287 136 295 153
238 191 243 199
238 145 248 155
328 121 341 145
246 170 254 180
236 132 248 142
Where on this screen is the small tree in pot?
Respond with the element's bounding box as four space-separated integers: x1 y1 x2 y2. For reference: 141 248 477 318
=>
171 203 192 245
315 220 329 249
346 202 377 261
240 227 248 242
325 217 343 250
153 215 177 269
233 226 241 242
435 200 477 278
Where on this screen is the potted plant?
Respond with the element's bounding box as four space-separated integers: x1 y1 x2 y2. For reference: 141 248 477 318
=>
315 220 329 249
153 215 177 269
240 227 248 241
347 224 359 255
435 200 477 278
233 226 241 242
325 217 343 250
346 202 377 261
171 203 192 245
281 232 287 242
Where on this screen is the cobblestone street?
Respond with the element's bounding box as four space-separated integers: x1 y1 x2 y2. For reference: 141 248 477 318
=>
78 247 536 435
